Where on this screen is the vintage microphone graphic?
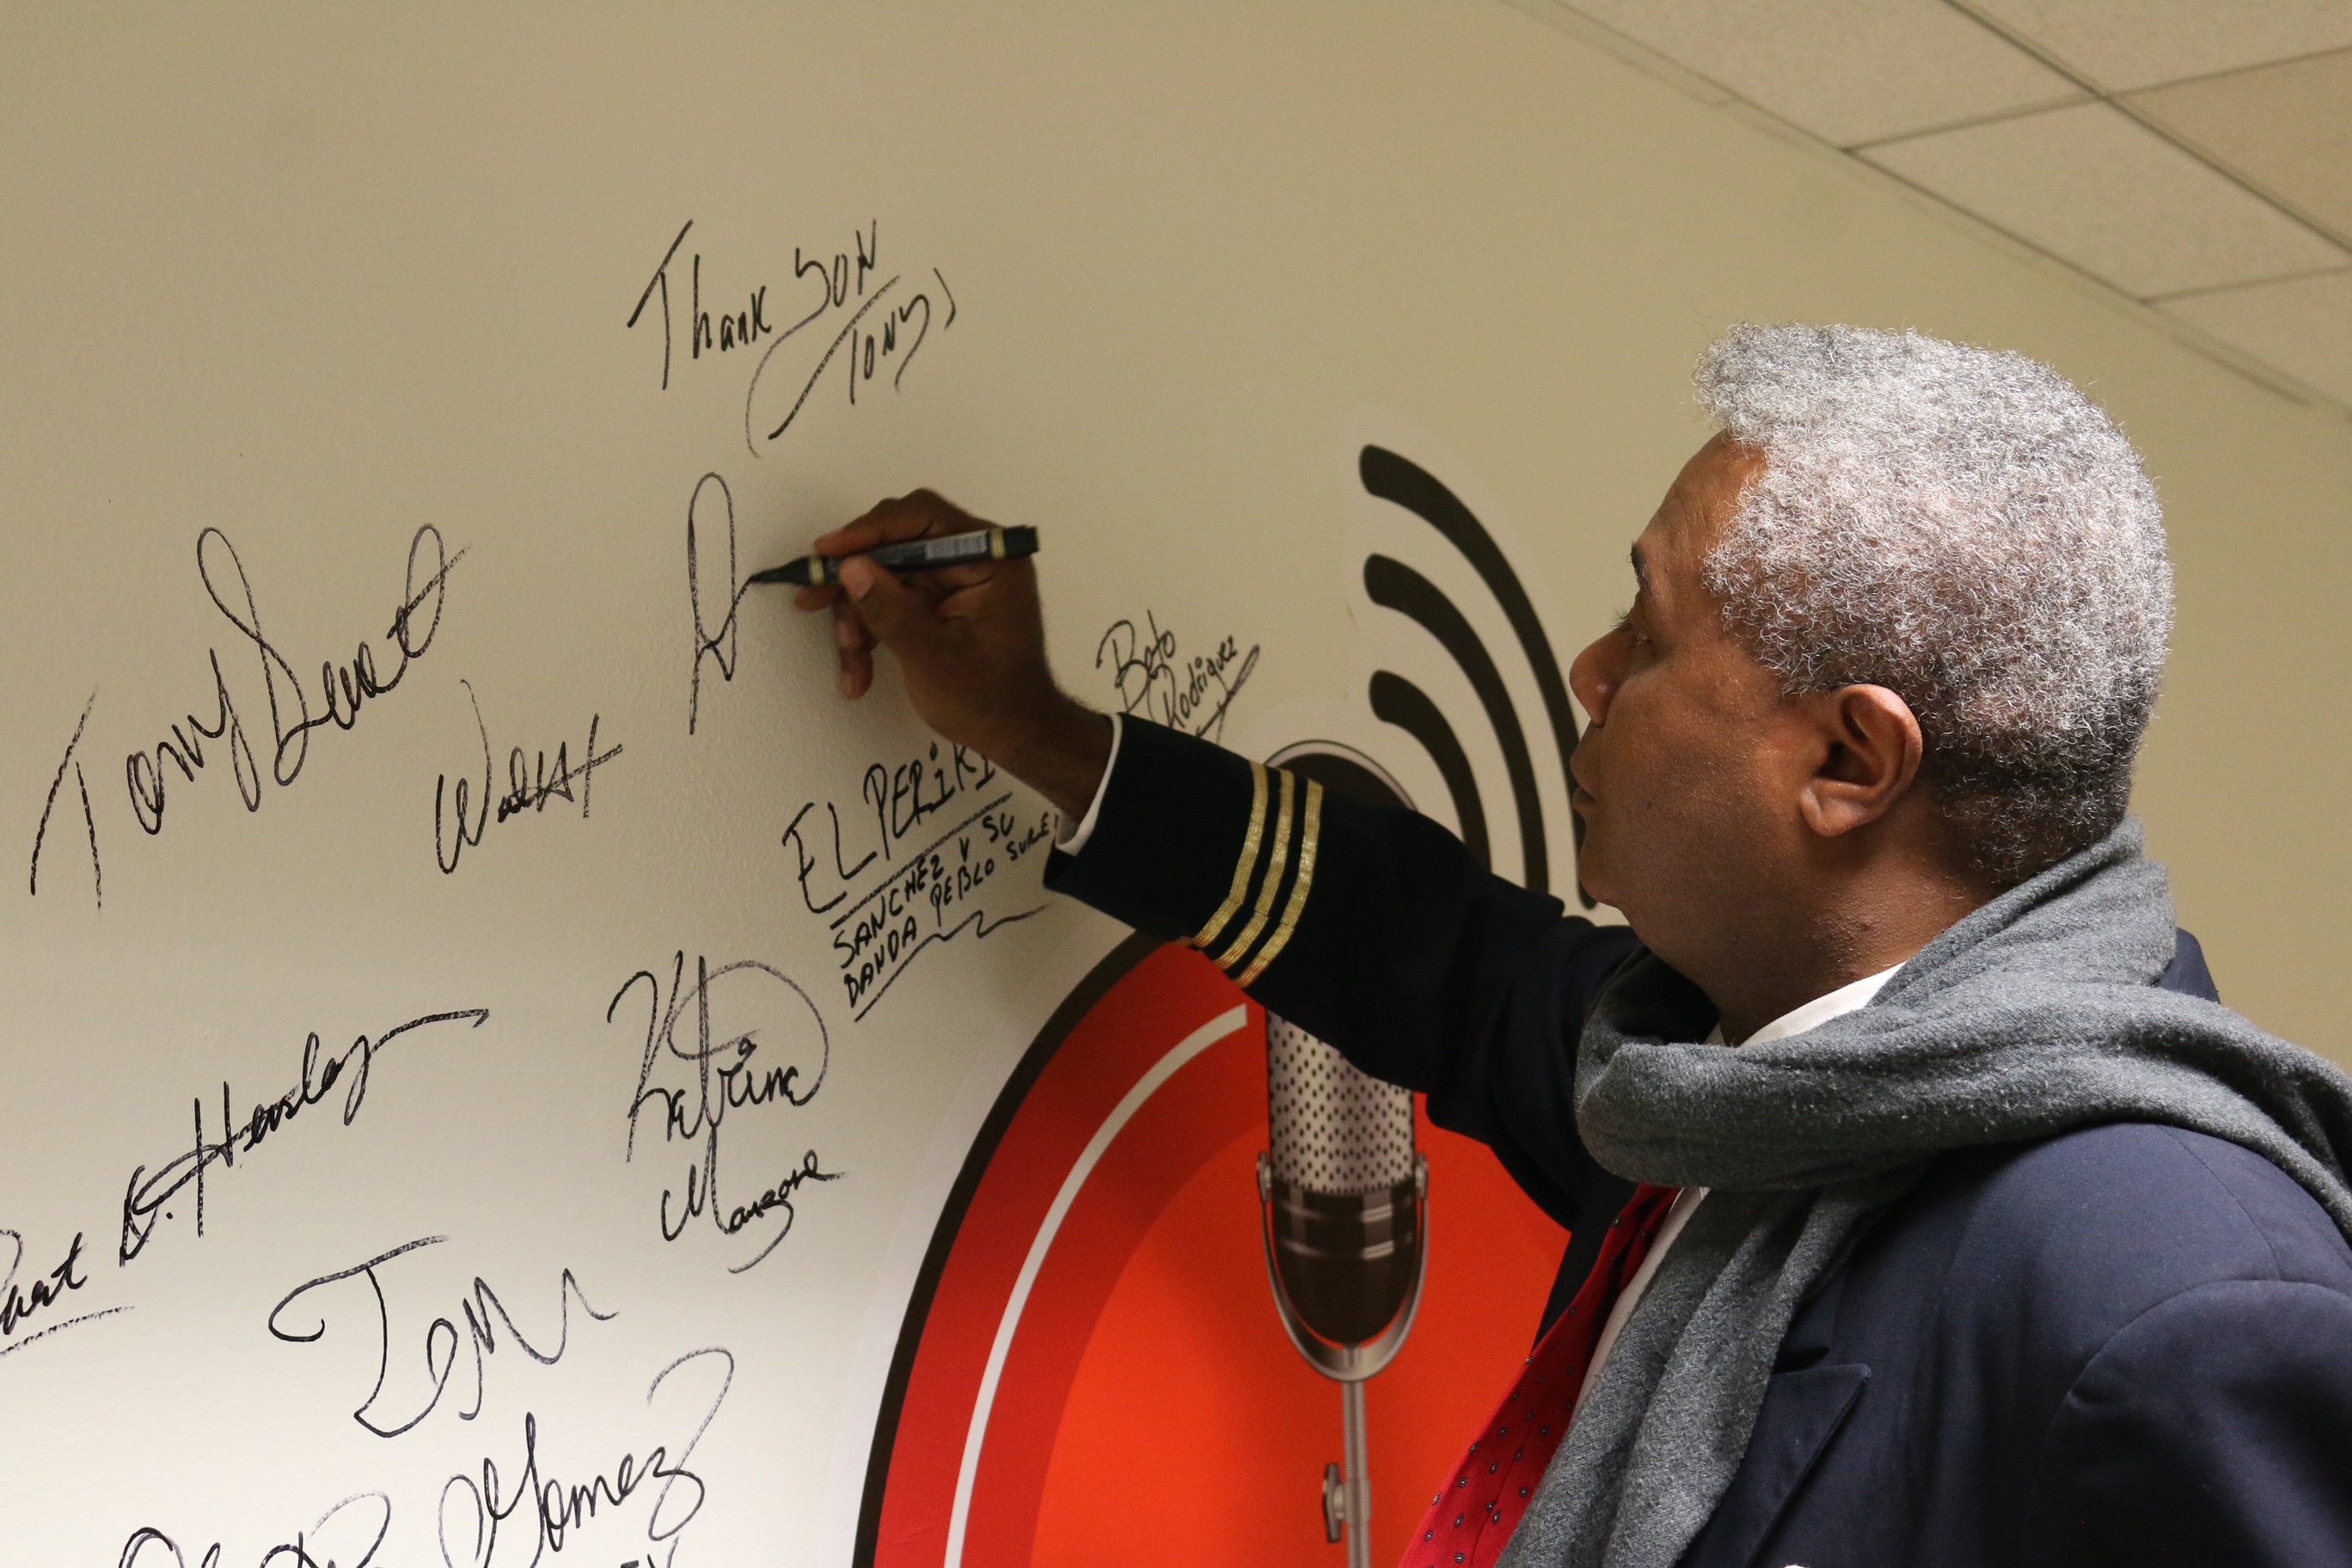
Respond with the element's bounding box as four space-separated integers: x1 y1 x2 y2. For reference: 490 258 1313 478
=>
1260 1012 1430 1568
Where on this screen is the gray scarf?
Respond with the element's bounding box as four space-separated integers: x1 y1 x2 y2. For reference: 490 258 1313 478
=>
1498 819 2352 1568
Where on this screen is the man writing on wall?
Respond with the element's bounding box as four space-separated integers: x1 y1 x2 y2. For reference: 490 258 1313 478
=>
793 325 2352 1565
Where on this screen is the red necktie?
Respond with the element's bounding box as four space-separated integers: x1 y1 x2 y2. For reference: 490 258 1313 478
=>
1404 1183 1681 1568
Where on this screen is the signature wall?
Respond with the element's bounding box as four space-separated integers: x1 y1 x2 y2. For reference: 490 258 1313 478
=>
3 3 2345 1565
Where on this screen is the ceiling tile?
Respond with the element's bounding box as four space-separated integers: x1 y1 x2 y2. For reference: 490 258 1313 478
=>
2128 48 2352 243
1563 0 2080 145
1967 0 2352 90
2160 267 2352 403
1862 100 2348 296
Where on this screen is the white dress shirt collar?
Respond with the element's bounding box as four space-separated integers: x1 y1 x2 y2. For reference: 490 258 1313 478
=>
1718 962 1905 1048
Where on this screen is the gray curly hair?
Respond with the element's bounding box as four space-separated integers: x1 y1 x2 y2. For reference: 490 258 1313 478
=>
1694 324 2171 887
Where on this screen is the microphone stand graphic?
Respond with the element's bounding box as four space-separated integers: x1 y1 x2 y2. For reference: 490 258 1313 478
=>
1259 1014 1430 1568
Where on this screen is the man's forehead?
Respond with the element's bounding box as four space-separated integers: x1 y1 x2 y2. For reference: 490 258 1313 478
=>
1636 439 1757 592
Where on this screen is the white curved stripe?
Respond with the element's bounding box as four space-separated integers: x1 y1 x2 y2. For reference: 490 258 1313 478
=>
943 1002 1250 1567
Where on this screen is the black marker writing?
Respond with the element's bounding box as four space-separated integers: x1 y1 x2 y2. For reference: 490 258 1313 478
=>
28 689 103 908
780 742 997 916
628 219 781 392
118 524 460 837
778 802 875 916
268 1236 616 1438
0 1228 89 1344
626 220 694 390
435 683 621 874
693 251 771 358
1098 610 1259 742
119 1491 391 1568
613 954 836 1271
437 1347 731 1568
712 1149 841 1250
119 1008 489 1265
684 472 750 736
742 222 957 456
781 748 1052 1020
825 795 1051 1019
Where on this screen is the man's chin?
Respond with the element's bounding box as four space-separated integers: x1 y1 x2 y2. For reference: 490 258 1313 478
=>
1573 842 1617 912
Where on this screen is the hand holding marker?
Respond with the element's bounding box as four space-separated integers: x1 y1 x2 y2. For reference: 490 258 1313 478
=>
784 490 1107 817
750 525 1040 587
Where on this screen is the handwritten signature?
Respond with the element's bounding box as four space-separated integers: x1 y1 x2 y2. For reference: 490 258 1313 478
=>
119 1491 392 1568
268 1236 616 1438
626 219 773 390
119 1008 490 1265
435 681 622 873
614 954 838 1271
826 797 1053 1020
780 743 1052 1019
1097 610 1259 742
117 1343 724 1568
780 742 999 916
28 524 462 910
683 471 750 737
628 218 957 458
438 1347 732 1568
0 1226 128 1363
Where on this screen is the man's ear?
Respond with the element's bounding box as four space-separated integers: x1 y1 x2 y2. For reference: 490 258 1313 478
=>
1796 684 1925 837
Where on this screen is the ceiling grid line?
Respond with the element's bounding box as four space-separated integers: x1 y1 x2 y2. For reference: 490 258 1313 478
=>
1503 0 2352 413
2150 260 2352 304
1937 0 2352 252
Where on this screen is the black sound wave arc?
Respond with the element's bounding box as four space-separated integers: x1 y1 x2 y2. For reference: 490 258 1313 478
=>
1367 672 1489 871
1363 558 1533 885
1359 446 1593 906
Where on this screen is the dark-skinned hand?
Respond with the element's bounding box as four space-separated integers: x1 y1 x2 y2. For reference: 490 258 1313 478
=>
791 488 1112 818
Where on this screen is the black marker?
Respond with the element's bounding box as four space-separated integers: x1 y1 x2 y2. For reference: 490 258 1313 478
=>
748 526 1039 588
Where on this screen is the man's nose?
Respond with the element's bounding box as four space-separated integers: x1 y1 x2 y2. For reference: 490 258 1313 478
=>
1570 633 1617 728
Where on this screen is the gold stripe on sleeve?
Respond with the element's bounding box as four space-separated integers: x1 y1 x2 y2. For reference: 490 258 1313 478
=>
989 526 1008 560
1214 768 1296 972
1235 781 1324 987
1191 762 1270 951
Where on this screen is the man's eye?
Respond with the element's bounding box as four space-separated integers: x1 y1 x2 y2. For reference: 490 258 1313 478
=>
1614 609 1649 646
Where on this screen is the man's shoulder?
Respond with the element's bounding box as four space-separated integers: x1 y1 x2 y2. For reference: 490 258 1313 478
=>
1959 1123 2351 1289
1870 1123 2352 1369
1743 1124 2352 1567
1793 1124 2352 1516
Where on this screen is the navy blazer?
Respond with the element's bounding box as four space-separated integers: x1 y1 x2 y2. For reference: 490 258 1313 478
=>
1048 720 2352 1565
1683 1118 2352 1567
